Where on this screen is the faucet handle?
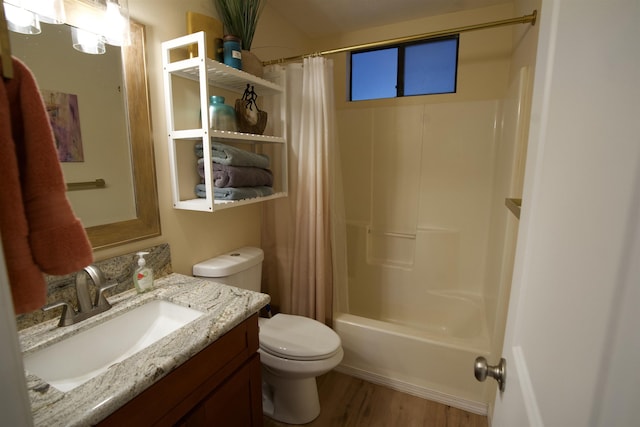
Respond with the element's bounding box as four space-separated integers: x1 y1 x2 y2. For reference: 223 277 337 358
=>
94 280 119 308
42 301 76 327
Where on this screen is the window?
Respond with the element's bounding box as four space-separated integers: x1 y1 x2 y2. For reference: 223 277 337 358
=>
350 36 459 101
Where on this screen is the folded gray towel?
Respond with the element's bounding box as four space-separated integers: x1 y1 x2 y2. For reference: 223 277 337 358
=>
197 158 273 188
194 142 270 169
194 143 204 158
195 184 274 200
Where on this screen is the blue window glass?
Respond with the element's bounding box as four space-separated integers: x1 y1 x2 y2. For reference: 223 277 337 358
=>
350 36 458 101
404 38 458 96
351 48 398 101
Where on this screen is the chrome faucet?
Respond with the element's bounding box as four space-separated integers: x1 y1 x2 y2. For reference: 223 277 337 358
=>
43 265 119 327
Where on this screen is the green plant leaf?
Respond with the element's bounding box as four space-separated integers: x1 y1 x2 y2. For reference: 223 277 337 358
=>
214 0 265 50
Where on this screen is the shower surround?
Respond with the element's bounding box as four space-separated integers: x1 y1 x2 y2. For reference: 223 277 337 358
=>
334 68 530 413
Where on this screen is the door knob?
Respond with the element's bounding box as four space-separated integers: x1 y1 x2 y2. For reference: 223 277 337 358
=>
474 356 506 392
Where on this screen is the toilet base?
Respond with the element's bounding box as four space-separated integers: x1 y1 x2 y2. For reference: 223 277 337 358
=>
261 366 321 424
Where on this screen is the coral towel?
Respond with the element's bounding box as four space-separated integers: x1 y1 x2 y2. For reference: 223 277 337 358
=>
0 57 93 314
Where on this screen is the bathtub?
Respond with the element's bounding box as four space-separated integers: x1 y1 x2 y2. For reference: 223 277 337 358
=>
333 290 491 415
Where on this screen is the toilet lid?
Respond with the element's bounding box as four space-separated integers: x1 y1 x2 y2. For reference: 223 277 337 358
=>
259 314 341 361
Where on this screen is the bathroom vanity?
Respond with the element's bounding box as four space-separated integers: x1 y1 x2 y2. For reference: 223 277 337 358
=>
99 314 262 426
19 273 269 426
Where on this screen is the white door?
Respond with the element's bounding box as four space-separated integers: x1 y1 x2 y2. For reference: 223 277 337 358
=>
490 1 640 426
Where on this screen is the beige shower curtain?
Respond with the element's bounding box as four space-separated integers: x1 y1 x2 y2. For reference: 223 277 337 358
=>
261 57 346 326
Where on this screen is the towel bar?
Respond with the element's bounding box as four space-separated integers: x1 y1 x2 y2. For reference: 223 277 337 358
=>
66 179 106 191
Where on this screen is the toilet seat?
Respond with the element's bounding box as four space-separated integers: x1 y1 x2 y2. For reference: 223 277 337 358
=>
259 314 341 361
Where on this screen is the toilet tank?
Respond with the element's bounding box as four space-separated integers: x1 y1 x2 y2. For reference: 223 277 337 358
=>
192 247 264 292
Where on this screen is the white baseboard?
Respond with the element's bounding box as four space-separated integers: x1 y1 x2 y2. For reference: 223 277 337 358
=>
334 364 488 416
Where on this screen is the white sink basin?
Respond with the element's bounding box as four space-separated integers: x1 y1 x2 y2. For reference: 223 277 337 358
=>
23 300 204 392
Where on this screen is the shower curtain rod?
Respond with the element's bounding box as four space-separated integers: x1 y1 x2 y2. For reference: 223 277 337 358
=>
262 10 537 66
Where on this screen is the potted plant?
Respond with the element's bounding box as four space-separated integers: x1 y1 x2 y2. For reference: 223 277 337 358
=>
214 0 265 76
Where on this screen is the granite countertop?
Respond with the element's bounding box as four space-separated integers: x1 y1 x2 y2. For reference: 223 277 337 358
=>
19 273 270 426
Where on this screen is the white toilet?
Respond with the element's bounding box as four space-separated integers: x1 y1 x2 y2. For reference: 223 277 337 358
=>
193 247 343 424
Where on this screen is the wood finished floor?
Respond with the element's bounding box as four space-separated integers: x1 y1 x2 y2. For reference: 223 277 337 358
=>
263 370 488 427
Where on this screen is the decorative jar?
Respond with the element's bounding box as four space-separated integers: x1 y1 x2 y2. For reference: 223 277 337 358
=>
208 96 237 132
223 35 242 69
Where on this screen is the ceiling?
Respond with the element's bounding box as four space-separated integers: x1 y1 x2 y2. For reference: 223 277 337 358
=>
267 0 511 39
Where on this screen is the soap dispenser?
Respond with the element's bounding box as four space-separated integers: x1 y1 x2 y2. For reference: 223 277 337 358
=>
133 252 154 293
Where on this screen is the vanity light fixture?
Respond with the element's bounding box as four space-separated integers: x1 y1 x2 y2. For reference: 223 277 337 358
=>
71 26 106 54
103 0 129 46
3 0 65 33
3 2 41 34
69 0 130 53
4 0 129 54
24 0 66 24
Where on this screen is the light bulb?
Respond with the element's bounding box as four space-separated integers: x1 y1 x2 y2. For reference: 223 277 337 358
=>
24 0 66 24
103 0 130 46
4 2 41 34
71 27 106 55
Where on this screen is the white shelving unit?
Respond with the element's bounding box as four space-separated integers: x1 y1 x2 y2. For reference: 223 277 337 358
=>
161 31 287 212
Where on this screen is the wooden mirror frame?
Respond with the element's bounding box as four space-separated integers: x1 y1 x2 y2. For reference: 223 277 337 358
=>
84 20 161 249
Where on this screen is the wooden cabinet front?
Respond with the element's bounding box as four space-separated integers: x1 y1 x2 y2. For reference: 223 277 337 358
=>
177 353 262 427
97 314 262 426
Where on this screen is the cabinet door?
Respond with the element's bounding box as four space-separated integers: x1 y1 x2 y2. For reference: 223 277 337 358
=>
180 353 263 427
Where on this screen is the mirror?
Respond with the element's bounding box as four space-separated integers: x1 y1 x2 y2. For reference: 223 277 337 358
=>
9 14 160 249
87 19 160 249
